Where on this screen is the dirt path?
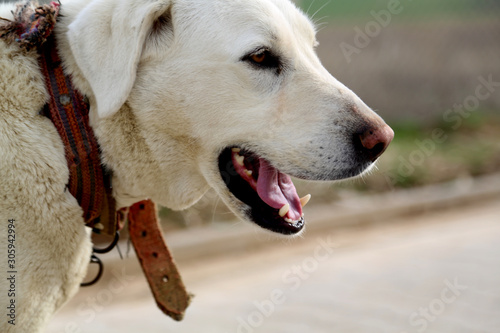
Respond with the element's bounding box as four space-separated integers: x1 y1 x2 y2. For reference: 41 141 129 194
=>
48 199 500 333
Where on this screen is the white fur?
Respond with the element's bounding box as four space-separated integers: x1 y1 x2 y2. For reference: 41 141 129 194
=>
0 0 390 331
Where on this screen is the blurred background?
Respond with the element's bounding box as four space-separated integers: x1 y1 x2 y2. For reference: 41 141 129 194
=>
43 0 499 332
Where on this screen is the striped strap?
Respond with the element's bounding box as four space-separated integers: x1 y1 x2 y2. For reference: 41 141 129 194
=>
38 35 117 236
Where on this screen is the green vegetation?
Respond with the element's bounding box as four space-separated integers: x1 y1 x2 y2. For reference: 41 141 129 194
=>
351 112 500 190
297 0 497 23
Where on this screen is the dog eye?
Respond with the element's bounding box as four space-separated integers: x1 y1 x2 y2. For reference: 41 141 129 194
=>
243 49 281 70
251 51 267 64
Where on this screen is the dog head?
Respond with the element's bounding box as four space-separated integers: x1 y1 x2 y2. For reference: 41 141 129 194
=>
63 0 393 235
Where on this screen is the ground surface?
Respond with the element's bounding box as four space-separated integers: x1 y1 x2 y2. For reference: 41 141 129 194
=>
49 197 500 333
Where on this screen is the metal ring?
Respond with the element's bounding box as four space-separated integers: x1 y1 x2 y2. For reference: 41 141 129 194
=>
93 231 120 254
81 255 103 287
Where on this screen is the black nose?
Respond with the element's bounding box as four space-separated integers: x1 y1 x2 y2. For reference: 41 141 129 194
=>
355 124 394 162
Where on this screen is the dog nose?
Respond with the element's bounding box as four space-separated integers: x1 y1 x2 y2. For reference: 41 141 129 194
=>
357 124 394 161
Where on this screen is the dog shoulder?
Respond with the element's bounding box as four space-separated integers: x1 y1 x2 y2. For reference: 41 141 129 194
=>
0 38 49 116
0 38 69 206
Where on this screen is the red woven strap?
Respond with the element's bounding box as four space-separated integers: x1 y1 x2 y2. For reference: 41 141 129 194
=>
38 35 117 236
128 200 191 321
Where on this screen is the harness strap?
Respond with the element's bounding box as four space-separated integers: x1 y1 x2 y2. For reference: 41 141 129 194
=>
128 200 191 321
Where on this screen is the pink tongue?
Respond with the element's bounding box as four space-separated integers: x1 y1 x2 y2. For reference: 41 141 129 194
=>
256 159 302 221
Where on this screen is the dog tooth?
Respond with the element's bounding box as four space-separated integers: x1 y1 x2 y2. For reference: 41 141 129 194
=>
232 148 241 153
284 218 293 223
245 169 253 177
235 154 245 166
299 194 311 208
279 203 290 217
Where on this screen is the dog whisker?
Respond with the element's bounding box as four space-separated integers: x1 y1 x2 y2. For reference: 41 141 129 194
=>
310 0 332 22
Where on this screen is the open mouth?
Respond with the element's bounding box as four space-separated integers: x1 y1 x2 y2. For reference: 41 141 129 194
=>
218 147 311 235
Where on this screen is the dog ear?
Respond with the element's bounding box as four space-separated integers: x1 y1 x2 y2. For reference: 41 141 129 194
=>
67 0 172 119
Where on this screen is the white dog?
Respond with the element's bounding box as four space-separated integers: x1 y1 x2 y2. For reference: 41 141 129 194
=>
0 0 393 331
